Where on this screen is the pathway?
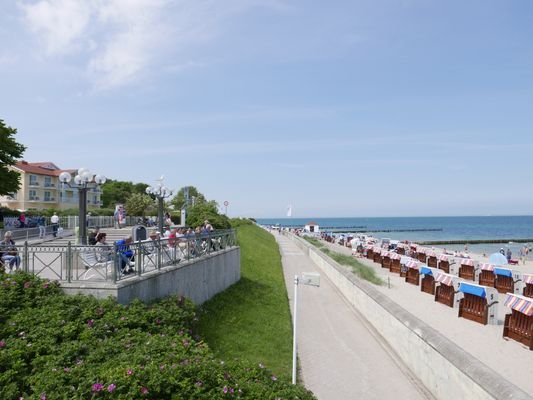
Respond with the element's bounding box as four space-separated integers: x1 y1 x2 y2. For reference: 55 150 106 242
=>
274 233 433 400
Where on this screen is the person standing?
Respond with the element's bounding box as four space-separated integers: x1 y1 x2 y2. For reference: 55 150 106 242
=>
51 213 59 237
506 248 512 263
38 216 46 239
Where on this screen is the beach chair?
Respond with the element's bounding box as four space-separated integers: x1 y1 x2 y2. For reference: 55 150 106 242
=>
438 254 456 275
427 251 438 268
405 260 420 286
458 258 477 281
420 266 437 295
494 268 522 294
523 274 533 298
389 253 401 274
457 282 499 325
502 293 533 350
372 247 382 264
416 248 427 264
366 246 374 260
478 263 496 288
434 272 460 308
381 251 391 269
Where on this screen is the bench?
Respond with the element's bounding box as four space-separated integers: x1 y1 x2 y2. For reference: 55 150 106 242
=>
405 260 420 286
457 282 498 325
79 250 113 280
434 272 459 308
420 266 436 295
503 293 533 350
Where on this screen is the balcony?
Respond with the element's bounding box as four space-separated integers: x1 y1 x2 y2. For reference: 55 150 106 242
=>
29 197 40 201
29 182 40 187
44 198 56 202
44 183 56 188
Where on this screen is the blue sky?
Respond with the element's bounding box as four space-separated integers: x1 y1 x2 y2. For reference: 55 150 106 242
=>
1 0 533 218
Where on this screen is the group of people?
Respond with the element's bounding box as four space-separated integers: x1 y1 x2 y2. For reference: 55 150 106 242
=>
0 231 21 272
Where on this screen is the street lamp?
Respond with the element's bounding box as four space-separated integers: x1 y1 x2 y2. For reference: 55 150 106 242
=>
145 177 173 234
59 168 106 245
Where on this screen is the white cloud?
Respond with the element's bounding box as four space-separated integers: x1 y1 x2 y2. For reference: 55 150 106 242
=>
18 0 289 90
19 0 92 55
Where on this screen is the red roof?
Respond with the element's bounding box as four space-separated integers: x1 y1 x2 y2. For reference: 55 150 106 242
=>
15 161 74 177
306 221 318 226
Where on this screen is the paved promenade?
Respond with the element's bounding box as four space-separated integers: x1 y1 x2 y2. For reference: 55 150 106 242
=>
275 233 433 400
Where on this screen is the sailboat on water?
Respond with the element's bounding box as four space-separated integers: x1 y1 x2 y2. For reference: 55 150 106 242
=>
287 205 293 217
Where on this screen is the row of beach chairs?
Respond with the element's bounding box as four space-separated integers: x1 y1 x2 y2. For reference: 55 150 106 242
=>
358 243 533 350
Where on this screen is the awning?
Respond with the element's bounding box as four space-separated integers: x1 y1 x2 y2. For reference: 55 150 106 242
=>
427 251 437 258
406 260 419 269
459 282 486 298
373 247 382 254
504 293 533 316
435 272 455 287
480 263 495 271
390 253 401 260
420 266 433 276
460 258 475 266
438 254 451 262
382 251 390 258
494 268 512 277
400 256 412 265
523 274 533 285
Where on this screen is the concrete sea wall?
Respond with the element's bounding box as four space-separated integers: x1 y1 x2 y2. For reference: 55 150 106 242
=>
288 234 531 400
61 247 241 305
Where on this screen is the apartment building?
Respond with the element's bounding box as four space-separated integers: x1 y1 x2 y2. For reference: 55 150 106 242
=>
0 161 103 211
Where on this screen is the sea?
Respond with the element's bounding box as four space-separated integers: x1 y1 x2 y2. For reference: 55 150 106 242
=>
255 216 533 257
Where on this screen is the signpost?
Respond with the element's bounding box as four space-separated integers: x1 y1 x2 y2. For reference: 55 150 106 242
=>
224 200 229 215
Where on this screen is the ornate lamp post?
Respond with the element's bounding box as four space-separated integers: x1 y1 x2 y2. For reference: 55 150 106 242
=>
59 168 106 245
145 177 173 234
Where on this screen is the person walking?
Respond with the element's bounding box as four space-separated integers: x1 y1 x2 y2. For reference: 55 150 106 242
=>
0 231 21 272
51 213 59 237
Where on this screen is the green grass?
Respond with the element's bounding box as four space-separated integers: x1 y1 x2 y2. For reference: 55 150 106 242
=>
303 236 383 285
196 224 293 378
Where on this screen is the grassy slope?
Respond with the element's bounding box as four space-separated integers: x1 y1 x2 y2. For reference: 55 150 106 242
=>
196 224 293 378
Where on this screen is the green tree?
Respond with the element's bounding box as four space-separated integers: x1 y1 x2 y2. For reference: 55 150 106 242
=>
170 186 206 210
125 193 155 217
186 200 231 229
0 120 26 196
101 180 148 208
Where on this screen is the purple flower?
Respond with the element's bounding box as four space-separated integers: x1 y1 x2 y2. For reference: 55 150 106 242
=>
271 375 277 381
223 386 229 394
195 381 203 387
63 367 71 373
159 364 165 370
182 339 190 347
140 387 149 395
87 319 94 328
42 283 49 289
39 393 46 400
127 368 134 376
107 383 116 393
24 282 31 289
92 383 104 392
0 340 6 348
155 318 161 325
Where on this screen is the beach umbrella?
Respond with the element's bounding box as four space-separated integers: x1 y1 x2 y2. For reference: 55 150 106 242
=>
488 252 508 265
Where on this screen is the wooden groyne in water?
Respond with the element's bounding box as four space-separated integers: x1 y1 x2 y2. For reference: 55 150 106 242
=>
327 228 443 233
419 238 533 245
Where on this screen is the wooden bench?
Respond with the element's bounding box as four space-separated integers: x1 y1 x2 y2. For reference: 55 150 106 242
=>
420 266 436 295
458 283 498 325
503 293 533 350
405 260 420 286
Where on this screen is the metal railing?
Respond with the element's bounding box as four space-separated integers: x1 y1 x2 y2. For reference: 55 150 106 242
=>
0 230 237 283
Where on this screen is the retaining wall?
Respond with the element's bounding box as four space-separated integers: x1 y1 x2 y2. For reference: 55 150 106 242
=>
288 234 532 400
61 247 240 305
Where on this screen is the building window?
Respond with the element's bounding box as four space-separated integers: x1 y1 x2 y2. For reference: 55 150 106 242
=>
29 175 39 186
29 190 38 200
44 176 54 187
44 191 51 201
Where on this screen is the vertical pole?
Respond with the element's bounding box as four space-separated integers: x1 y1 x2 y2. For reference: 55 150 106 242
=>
292 275 298 385
158 196 164 235
67 241 72 282
79 187 87 245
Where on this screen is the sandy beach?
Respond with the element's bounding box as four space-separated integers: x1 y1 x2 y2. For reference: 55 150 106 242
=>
318 238 533 395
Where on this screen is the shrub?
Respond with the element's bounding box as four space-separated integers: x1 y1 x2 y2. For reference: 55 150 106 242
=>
0 273 315 400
